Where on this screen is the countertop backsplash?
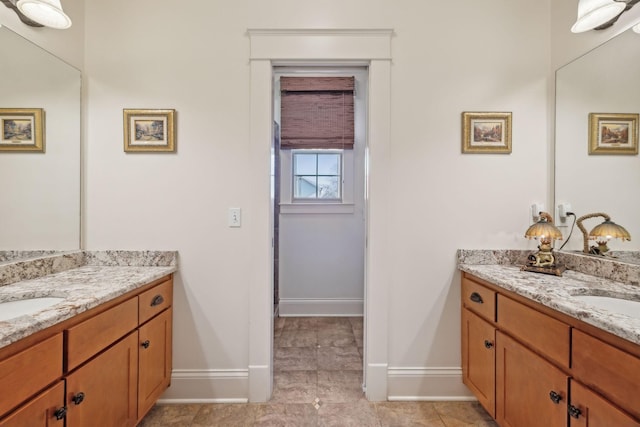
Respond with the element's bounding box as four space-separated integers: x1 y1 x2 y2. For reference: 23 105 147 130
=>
0 250 178 288
458 249 640 286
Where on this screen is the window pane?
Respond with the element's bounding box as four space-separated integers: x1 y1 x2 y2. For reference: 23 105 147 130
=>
317 154 340 175
317 176 340 199
294 154 317 175
294 176 317 198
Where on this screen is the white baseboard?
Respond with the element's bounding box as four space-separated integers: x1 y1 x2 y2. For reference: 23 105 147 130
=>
248 364 271 403
387 367 476 401
278 298 363 316
365 363 388 401
158 369 249 403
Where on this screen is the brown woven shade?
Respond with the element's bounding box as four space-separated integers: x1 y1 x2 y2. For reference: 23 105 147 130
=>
280 76 355 150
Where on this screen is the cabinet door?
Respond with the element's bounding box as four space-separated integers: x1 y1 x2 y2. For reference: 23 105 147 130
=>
0 381 65 427
569 380 640 427
138 307 173 420
496 331 567 427
462 308 495 417
66 332 138 427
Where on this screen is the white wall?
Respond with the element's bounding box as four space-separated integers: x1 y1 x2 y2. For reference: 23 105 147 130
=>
83 0 552 400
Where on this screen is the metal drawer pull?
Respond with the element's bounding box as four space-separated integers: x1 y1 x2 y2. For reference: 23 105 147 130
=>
150 295 164 307
141 340 151 349
484 340 494 349
549 390 562 404
469 292 484 304
54 406 67 420
72 392 85 405
568 405 582 419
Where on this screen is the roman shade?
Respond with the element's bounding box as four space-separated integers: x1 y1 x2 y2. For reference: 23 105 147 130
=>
280 76 355 150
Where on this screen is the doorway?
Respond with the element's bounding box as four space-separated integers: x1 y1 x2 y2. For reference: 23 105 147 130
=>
273 67 367 318
247 28 392 402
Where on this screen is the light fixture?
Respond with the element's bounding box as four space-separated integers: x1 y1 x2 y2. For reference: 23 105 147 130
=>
571 0 627 33
1 0 71 29
576 212 631 255
522 212 565 276
633 21 640 33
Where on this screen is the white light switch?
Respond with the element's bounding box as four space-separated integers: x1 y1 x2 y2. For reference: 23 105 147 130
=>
228 208 241 227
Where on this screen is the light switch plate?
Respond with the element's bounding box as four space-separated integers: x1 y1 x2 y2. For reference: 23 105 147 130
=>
228 208 241 227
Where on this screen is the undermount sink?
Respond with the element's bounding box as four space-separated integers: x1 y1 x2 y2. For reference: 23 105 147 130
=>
573 295 640 319
0 297 65 321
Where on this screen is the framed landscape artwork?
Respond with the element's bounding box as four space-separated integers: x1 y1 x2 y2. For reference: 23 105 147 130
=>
462 111 512 154
588 113 638 155
124 109 176 152
0 108 44 152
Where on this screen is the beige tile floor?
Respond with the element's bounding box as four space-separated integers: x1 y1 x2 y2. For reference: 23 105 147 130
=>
139 317 497 426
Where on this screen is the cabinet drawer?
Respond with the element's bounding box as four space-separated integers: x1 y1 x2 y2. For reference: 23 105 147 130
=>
462 276 496 322
0 333 62 417
497 295 570 368
66 298 138 371
139 279 172 325
572 329 640 420
0 380 65 427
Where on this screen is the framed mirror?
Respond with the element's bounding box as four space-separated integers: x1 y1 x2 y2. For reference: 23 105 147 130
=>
0 26 81 257
556 28 640 257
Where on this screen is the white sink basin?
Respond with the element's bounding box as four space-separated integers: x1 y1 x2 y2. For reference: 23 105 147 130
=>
0 297 65 321
573 295 640 319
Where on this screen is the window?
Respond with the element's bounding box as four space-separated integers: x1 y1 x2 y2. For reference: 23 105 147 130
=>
293 151 342 200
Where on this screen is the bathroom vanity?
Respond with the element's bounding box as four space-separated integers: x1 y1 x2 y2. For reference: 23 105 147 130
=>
459 250 640 427
0 251 177 427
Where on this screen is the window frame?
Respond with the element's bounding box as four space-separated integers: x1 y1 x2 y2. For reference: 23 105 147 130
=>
292 149 343 202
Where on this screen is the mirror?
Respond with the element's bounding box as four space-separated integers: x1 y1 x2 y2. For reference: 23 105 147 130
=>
555 28 640 259
0 25 81 254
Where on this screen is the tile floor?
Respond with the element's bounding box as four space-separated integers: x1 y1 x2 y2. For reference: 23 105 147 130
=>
139 317 497 426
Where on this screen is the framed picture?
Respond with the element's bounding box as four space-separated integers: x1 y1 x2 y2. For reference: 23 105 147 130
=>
462 112 512 154
0 108 44 152
123 109 176 152
589 113 638 155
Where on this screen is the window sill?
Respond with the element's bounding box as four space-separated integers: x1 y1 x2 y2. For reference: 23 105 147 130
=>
279 203 355 215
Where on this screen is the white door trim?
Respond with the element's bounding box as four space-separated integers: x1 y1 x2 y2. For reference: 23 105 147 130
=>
248 28 392 402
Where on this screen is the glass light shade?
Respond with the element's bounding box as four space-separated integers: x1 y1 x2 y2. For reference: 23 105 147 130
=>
525 221 563 242
589 220 631 241
571 0 626 33
17 0 71 29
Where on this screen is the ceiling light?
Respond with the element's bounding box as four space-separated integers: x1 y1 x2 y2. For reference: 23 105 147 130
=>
571 0 626 33
16 0 71 29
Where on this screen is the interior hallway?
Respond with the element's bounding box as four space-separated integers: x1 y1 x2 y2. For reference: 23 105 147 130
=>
139 317 497 426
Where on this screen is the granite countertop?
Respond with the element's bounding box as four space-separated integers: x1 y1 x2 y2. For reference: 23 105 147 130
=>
459 261 640 346
0 251 177 350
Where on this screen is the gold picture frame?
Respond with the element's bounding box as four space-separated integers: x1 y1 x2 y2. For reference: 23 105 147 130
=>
462 111 512 154
124 109 176 152
0 108 44 152
588 113 638 155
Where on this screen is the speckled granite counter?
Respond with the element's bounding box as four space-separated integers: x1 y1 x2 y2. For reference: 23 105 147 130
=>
0 250 177 349
458 250 640 346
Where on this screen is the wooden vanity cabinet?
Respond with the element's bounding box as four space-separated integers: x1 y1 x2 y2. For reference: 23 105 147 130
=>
461 308 495 417
461 276 497 417
66 332 139 427
461 272 640 427
0 381 65 427
496 331 568 427
568 380 639 427
138 307 173 419
0 275 173 426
